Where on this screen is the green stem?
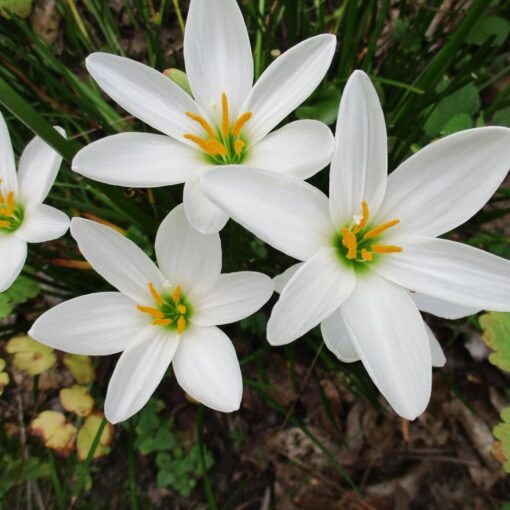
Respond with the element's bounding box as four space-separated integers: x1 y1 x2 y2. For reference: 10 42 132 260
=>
197 406 218 510
48 451 65 510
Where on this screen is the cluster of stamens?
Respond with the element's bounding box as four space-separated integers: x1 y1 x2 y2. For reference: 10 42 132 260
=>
0 180 23 233
183 93 252 164
137 283 191 334
336 200 402 265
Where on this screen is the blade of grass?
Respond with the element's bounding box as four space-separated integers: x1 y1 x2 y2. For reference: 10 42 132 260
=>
197 406 218 510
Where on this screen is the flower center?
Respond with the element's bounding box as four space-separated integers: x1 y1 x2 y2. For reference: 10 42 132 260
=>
183 92 252 165
0 181 23 233
137 283 192 334
334 200 402 267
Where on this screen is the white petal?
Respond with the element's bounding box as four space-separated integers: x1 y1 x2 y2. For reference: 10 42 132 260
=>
86 53 207 145
105 326 179 423
184 0 252 119
411 292 480 319
374 237 510 312
72 133 203 187
201 167 333 261
173 325 242 412
29 292 146 355
425 324 446 368
267 248 356 345
273 263 304 294
0 111 17 195
183 174 229 234
18 127 65 204
320 308 359 362
15 204 69 243
329 70 387 226
375 127 510 237
0 235 26 292
155 204 221 290
70 218 165 304
190 272 273 326
242 34 337 144
246 120 334 179
340 274 431 420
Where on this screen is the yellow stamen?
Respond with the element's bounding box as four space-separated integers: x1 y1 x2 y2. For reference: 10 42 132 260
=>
371 244 403 254
221 93 230 139
148 282 164 306
153 318 172 327
177 316 186 334
341 228 357 260
363 219 400 240
6 192 15 211
136 305 165 319
185 112 216 139
177 304 186 314
353 200 369 234
234 140 246 155
172 286 181 303
231 112 252 136
361 248 373 262
0 208 14 218
206 139 228 156
0 220 10 228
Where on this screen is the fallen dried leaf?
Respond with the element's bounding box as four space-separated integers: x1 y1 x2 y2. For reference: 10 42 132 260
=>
30 410 76 457
60 385 94 417
6 336 56 375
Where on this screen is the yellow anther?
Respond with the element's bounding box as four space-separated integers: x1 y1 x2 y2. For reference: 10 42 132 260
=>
234 140 245 155
353 200 369 234
341 228 357 260
231 112 252 136
185 112 216 139
0 208 14 218
177 316 186 334
371 244 403 254
153 318 173 327
184 134 216 154
172 286 181 303
177 304 186 314
206 139 228 156
221 93 230 139
148 282 164 306
6 192 15 211
0 220 10 228
137 305 165 319
363 219 400 240
361 248 373 262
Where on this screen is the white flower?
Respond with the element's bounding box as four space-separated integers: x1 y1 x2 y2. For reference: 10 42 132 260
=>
200 70 510 420
29 205 273 423
0 112 70 292
72 0 336 234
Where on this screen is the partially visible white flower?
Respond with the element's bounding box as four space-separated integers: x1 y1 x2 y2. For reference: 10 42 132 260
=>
201 70 510 420
72 0 336 234
29 205 273 423
0 111 69 292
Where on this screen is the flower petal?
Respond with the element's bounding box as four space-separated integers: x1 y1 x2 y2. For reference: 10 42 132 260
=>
273 263 303 294
72 133 202 187
18 127 65 204
184 0 252 119
15 204 69 243
340 273 431 420
410 292 480 319
201 167 333 261
105 326 179 423
0 111 17 195
242 34 336 144
425 324 446 368
29 292 146 355
173 325 242 412
247 120 334 179
70 217 165 304
0 235 26 292
190 272 273 326
320 308 359 362
374 237 510 312
375 127 510 237
183 174 229 234
267 248 356 346
155 204 221 290
86 53 206 144
329 70 387 226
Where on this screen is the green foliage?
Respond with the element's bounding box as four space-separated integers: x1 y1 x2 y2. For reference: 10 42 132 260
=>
493 408 510 473
0 457 50 497
0 0 32 18
0 274 40 319
480 312 510 372
467 15 510 46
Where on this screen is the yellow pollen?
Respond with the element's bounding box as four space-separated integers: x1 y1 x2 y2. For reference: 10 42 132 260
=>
341 228 357 260
0 220 10 228
172 286 181 303
353 200 369 234
206 139 228 156
137 305 165 319
148 282 164 306
177 304 186 314
153 318 173 327
234 140 246 155
177 316 186 334
371 244 403 254
221 93 230 139
231 112 252 137
363 219 400 240
185 112 216 139
361 248 373 262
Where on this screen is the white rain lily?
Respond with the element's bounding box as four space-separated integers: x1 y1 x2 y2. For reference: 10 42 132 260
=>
201 70 510 420
29 205 273 423
72 0 336 234
0 111 69 292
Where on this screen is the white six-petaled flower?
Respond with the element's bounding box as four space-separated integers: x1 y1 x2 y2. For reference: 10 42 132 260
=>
29 205 273 423
71 0 336 234
200 70 510 420
0 111 70 292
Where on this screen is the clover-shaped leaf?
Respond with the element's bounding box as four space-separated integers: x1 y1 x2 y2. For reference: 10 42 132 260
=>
76 412 114 462
30 411 76 457
60 385 94 417
0 358 9 395
6 336 56 375
480 312 510 372
63 354 95 384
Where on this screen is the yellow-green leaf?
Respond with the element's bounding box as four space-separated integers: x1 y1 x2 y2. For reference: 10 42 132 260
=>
76 412 114 462
493 407 510 473
63 354 95 384
60 385 94 417
6 336 56 375
0 358 9 396
30 411 76 457
480 312 510 372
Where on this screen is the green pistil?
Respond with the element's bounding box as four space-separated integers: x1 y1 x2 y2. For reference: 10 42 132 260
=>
0 205 24 233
